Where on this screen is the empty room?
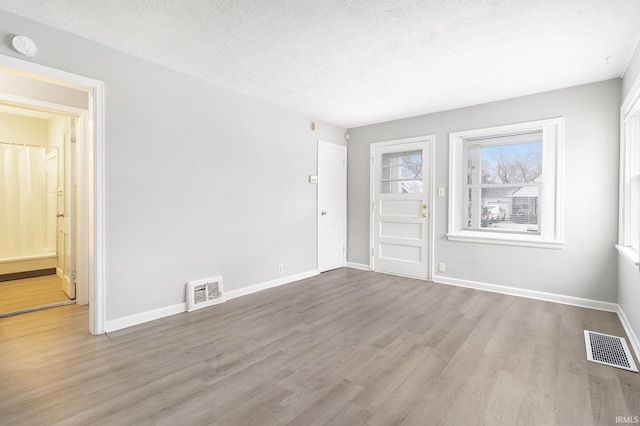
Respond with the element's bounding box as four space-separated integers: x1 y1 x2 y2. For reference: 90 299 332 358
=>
1 1 640 425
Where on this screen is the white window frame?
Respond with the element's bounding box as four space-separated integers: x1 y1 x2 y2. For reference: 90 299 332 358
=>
617 77 640 267
448 118 565 249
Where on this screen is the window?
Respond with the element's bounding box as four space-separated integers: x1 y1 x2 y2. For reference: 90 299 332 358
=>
381 150 423 194
448 118 564 248
619 84 640 262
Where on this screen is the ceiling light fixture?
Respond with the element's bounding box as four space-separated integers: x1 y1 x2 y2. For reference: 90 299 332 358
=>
11 35 38 56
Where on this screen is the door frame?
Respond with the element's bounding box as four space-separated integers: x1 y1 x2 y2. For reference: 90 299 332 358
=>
369 135 435 280
0 54 106 335
317 140 347 272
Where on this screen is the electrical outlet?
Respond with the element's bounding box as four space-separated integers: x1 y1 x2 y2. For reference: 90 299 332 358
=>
278 264 284 274
438 262 446 272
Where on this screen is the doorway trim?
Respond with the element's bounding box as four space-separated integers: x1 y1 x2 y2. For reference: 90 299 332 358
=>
369 135 435 280
0 54 106 335
317 140 347 272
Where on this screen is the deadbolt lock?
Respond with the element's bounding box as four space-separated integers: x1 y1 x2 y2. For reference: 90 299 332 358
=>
422 204 427 209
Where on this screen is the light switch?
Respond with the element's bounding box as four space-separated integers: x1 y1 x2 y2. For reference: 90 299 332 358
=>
438 187 445 197
309 175 318 184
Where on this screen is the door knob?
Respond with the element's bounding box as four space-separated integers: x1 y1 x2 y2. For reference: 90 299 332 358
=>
422 213 427 217
321 211 327 215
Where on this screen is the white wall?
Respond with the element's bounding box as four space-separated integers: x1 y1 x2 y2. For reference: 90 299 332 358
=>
0 111 48 144
348 79 621 302
0 10 346 322
623 41 640 100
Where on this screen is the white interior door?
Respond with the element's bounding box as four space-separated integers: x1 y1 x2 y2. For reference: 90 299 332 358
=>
43 150 59 256
61 119 76 299
318 141 346 272
372 139 430 279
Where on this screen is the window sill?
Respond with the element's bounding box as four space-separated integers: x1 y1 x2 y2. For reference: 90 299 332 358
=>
616 245 640 267
447 232 564 249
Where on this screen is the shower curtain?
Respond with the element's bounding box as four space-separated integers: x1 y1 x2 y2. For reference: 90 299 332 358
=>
0 143 58 261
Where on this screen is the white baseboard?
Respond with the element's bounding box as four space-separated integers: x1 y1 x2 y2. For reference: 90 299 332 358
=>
617 305 640 362
225 270 319 300
104 269 320 333
105 303 186 333
431 275 619 313
346 262 370 271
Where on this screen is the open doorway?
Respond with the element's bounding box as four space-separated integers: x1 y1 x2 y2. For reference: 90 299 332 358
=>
0 55 105 334
0 105 77 316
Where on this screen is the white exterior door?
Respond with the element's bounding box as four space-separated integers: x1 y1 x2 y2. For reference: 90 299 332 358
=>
371 139 431 279
318 141 346 272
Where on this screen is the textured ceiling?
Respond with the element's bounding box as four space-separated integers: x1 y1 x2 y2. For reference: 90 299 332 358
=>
0 1 639 128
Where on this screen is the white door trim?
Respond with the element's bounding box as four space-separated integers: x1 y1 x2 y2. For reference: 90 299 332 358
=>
317 140 347 272
0 54 106 335
369 135 435 280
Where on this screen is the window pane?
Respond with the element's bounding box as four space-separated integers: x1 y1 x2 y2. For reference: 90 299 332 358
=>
382 150 422 168
628 112 640 251
381 180 423 194
381 150 423 194
467 141 543 185
465 186 540 234
630 175 639 251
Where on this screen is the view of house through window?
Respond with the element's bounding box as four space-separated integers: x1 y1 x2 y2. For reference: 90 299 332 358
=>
464 132 543 234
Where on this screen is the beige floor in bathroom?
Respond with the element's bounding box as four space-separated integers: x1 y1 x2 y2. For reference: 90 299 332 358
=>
0 274 70 316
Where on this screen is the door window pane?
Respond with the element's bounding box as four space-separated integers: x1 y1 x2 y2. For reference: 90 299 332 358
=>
381 150 423 194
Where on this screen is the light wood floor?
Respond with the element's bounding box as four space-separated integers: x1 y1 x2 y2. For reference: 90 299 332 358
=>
0 268 638 425
0 274 71 316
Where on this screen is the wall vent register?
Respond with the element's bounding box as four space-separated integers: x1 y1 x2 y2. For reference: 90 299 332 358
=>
186 276 224 312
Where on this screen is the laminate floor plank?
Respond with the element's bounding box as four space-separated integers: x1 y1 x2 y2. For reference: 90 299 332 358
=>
0 274 71 315
619 373 640 415
514 310 561 426
1 267 638 425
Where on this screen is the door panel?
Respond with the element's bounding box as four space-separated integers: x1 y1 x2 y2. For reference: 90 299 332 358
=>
372 140 430 279
318 142 346 272
380 243 422 262
380 222 422 239
380 199 422 216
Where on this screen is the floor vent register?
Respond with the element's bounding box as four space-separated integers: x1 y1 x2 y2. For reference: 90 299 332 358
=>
584 330 638 372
